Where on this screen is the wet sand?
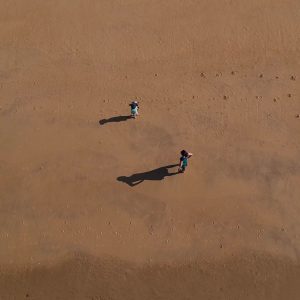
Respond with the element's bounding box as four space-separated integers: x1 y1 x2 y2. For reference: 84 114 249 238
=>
1 253 300 300
1 0 300 299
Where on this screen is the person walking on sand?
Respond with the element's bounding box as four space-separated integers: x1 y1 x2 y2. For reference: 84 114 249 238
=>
129 101 139 119
178 150 193 173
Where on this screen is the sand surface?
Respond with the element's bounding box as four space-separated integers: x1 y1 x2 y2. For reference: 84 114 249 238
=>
1 0 300 299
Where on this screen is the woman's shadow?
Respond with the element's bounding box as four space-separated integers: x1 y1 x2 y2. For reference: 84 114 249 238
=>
117 164 179 187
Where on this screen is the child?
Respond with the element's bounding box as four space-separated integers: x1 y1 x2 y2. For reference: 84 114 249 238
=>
129 101 139 118
178 150 193 173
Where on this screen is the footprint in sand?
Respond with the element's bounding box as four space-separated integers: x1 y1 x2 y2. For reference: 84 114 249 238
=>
259 74 263 78
288 93 292 98
273 98 277 102
296 114 300 118
200 72 206 78
231 71 235 75
290 75 296 81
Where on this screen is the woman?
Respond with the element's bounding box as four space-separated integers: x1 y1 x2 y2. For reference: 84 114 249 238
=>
178 150 193 173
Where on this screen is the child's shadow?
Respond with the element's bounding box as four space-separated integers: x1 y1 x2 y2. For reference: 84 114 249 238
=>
99 115 131 125
117 164 179 187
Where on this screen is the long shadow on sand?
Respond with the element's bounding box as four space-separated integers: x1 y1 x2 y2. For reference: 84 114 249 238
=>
117 164 179 187
99 115 131 125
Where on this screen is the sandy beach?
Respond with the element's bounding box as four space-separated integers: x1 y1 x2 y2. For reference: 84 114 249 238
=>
1 0 300 299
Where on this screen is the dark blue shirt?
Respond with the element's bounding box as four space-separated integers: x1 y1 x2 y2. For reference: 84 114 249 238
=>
130 103 138 109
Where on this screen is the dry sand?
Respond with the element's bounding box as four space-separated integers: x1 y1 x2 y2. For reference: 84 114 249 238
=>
1 0 300 299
